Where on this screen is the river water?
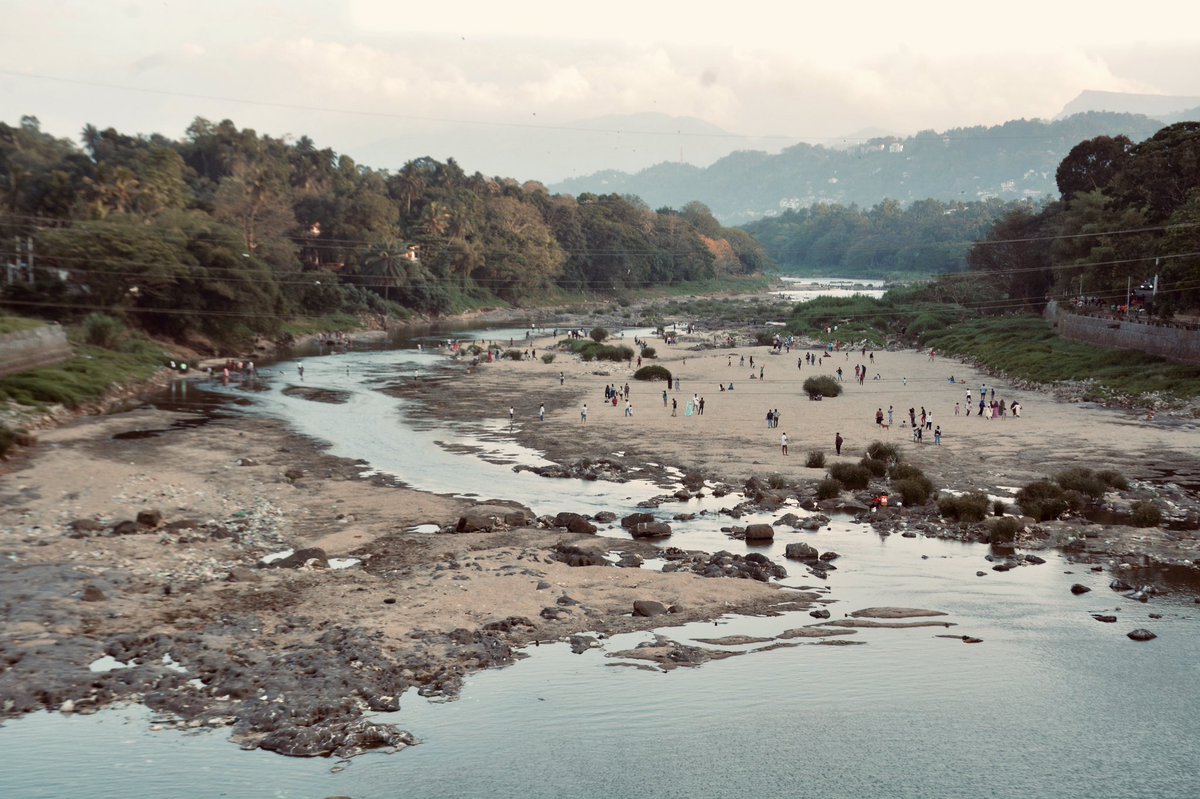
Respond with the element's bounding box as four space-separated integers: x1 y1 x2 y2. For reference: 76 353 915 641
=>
2 328 1198 799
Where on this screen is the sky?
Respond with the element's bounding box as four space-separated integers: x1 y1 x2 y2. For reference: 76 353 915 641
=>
2 0 1200 182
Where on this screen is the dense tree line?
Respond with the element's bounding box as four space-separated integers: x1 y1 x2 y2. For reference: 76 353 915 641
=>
966 121 1200 317
0 116 770 343
741 198 1014 277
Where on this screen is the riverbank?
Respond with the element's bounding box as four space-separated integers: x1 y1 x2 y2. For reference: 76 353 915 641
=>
2 311 1198 761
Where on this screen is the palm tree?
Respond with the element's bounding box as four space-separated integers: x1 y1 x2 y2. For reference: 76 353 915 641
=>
361 239 410 302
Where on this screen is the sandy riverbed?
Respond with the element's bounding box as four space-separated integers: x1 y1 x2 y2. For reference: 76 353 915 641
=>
1 322 1198 755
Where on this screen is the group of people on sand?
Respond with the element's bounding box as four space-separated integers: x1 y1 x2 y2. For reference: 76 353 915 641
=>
958 383 1021 419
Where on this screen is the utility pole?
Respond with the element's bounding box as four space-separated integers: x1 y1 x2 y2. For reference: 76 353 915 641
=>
1126 276 1131 312
26 235 34 285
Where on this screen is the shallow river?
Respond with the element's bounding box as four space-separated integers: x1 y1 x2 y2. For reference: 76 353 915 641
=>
2 330 1198 799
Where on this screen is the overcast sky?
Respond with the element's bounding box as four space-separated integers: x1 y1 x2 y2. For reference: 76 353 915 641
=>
3 0 1199 181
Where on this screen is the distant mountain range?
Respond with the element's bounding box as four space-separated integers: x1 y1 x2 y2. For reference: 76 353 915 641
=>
1056 90 1200 122
550 111 1177 224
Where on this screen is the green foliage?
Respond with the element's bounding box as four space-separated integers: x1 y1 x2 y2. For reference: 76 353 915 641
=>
859 457 888 477
893 476 935 506
988 516 1022 544
802 375 842 398
815 477 842 499
993 500 1008 517
1054 467 1108 499
541 353 555 364
1015 480 1069 521
81 313 126 348
1096 469 1129 490
1130 501 1162 528
640 346 657 358
828 462 871 489
865 441 901 464
0 315 45 335
633 365 672 383
503 349 524 361
938 492 991 523
0 425 15 459
889 462 925 481
0 336 165 409
590 327 610 343
805 450 826 468
766 474 789 490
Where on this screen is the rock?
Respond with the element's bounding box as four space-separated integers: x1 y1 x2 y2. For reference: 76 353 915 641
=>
136 509 163 528
633 600 669 617
67 519 105 538
59 700 75 713
455 512 496 533
225 567 261 583
569 635 600 654
784 542 819 561
237 457 258 466
283 468 305 481
1109 578 1133 591
267 547 329 569
81 585 106 602
976 571 986 577
163 518 202 532
961 636 983 644
482 616 535 632
616 553 644 568
743 523 774 541
630 521 672 539
1070 584 1091 595
1024 554 1046 565
809 609 831 619
593 511 617 523
539 606 570 621
1127 628 1157 641
111 520 140 536
819 551 840 561
553 512 598 534
1091 614 1118 623
621 512 655 529
550 543 608 567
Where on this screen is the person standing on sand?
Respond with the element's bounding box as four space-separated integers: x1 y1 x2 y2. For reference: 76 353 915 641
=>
979 397 986 417
955 402 961 416
835 432 844 455
509 406 515 424
781 432 789 456
966 390 972 415
297 362 304 379
887 405 894 425
934 425 942 445
876 407 884 426
662 389 668 407
581 404 588 422
671 398 677 417
539 403 545 422
559 371 564 386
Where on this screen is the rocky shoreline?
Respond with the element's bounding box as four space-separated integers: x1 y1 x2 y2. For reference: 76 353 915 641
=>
2 308 1199 761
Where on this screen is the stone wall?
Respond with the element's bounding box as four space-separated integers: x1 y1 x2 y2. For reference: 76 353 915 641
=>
0 324 73 378
1045 301 1200 365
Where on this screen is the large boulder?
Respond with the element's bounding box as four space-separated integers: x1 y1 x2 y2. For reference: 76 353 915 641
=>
1127 628 1157 642
631 521 672 539
744 523 775 541
621 512 656 529
455 502 534 533
784 542 819 562
553 512 598 534
633 600 669 617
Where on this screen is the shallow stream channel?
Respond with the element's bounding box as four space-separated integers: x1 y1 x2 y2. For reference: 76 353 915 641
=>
2 327 1199 799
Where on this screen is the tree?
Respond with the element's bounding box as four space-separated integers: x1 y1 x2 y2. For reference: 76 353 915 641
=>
1055 135 1132 201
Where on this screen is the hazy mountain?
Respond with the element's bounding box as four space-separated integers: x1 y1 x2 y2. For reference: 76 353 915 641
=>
1056 90 1200 119
551 112 1172 224
349 112 779 183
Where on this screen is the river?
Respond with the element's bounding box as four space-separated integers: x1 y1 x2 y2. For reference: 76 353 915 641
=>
1 326 1198 799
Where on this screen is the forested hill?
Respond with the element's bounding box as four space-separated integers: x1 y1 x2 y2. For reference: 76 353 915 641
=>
0 117 771 346
552 112 1167 224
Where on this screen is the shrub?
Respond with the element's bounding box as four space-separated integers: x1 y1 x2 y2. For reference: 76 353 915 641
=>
766 474 789 490
503 349 524 361
0 424 14 459
82 313 126 349
938 492 990 522
1061 489 1089 513
993 500 1008 516
889 463 925 481
541 353 556 364
805 450 826 468
828 462 871 489
633 365 672 383
1130 501 1162 528
590 326 609 343
816 477 842 499
860 457 888 477
865 441 901 464
1096 469 1129 490
640 346 657 359
1055 467 1107 499
802 375 841 398
1016 480 1068 521
893 476 935 506
988 516 1021 544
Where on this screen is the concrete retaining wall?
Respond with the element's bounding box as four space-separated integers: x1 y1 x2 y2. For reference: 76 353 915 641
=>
0 324 73 377
1045 301 1200 365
